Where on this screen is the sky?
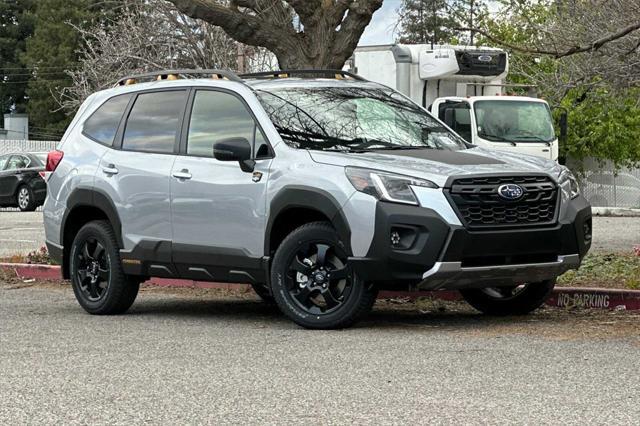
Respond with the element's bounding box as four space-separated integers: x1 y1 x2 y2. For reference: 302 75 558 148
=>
359 0 402 46
358 0 502 46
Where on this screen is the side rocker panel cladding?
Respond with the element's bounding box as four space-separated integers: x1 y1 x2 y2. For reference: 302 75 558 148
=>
266 186 352 255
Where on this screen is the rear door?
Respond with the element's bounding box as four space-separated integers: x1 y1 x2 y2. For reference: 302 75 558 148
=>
170 88 273 282
93 89 188 267
0 155 30 203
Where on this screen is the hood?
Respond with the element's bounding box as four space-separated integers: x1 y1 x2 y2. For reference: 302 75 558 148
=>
309 147 561 187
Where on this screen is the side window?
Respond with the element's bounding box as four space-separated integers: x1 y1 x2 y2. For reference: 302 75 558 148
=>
122 90 187 154
187 90 268 158
439 101 472 142
6 155 29 170
83 94 132 146
0 155 9 170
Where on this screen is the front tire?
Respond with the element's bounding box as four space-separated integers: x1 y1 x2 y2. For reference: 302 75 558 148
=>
69 220 139 315
270 222 376 329
17 185 36 211
460 279 556 316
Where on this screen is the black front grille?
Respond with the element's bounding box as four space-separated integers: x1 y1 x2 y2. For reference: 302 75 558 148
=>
447 175 558 229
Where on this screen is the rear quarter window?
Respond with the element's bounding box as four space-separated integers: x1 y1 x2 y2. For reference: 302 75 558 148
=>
83 94 132 146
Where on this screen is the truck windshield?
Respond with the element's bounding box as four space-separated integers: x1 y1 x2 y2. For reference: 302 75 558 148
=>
474 100 555 143
257 86 469 152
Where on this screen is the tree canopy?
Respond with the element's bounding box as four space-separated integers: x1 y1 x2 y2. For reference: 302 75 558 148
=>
166 0 383 69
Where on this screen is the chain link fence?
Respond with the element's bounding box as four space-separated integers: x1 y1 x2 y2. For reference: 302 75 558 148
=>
0 140 59 212
567 157 640 208
0 139 58 155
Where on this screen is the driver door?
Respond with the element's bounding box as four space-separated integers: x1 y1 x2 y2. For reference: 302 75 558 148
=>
170 89 273 281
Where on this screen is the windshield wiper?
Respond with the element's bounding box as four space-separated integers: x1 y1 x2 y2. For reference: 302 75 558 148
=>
369 146 434 151
320 147 368 153
511 135 552 145
478 133 517 146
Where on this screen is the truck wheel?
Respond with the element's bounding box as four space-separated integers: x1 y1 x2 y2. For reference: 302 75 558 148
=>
250 282 275 303
17 185 36 211
460 279 555 316
270 222 376 329
69 220 139 315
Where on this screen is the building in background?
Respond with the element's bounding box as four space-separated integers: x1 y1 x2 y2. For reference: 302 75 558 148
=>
0 114 29 141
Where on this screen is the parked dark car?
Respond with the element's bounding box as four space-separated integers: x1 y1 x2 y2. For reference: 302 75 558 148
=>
0 152 48 211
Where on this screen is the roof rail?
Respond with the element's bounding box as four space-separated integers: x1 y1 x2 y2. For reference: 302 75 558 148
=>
115 69 243 87
239 69 367 81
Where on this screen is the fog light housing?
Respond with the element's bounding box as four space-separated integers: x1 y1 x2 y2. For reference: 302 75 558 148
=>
390 226 417 250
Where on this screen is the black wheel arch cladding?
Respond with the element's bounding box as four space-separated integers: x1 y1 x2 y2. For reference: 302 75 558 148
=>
265 185 352 254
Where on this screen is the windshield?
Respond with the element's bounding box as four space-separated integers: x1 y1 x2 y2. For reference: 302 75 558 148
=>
474 100 555 143
257 86 469 152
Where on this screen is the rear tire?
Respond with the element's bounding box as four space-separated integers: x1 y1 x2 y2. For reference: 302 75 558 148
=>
69 220 139 315
270 222 376 329
17 185 36 211
460 279 556 316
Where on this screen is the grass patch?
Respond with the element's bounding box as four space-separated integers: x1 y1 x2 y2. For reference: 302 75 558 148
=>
558 252 640 289
0 246 56 265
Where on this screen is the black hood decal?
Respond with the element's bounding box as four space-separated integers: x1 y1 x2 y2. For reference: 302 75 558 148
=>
377 149 505 165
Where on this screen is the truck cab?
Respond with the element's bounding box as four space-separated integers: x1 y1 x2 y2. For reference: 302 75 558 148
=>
431 95 558 160
352 44 559 161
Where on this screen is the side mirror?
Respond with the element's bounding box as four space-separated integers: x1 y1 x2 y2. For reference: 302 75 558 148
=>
213 137 251 162
213 137 255 172
558 111 568 143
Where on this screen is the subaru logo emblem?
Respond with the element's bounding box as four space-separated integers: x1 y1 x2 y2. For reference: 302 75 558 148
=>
478 55 492 62
497 184 524 201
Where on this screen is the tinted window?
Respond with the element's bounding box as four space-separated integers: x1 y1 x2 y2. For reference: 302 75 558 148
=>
123 91 187 153
439 102 472 142
83 94 132 146
187 90 262 157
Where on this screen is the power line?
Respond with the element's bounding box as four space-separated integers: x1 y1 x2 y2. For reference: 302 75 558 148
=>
0 79 71 84
1 72 69 77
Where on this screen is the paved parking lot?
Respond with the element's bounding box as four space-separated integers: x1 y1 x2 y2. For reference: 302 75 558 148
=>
0 211 45 257
1 281 639 424
0 211 637 257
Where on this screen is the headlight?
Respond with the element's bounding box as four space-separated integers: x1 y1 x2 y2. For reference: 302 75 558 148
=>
345 167 438 205
559 167 580 199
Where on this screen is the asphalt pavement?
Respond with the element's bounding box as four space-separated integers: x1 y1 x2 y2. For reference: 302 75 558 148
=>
1 281 639 424
0 212 638 257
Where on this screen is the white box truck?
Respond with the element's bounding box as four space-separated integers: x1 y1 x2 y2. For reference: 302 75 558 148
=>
352 44 561 160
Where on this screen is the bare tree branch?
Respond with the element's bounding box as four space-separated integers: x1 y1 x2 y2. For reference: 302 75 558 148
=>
458 20 640 58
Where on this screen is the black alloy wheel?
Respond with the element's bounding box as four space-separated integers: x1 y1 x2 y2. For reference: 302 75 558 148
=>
270 222 377 329
286 241 352 315
75 237 110 302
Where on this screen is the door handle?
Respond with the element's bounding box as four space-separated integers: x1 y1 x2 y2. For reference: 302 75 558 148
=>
102 164 119 175
172 169 192 180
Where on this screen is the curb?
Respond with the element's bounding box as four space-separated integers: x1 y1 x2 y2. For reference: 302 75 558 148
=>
3 262 640 311
592 207 640 217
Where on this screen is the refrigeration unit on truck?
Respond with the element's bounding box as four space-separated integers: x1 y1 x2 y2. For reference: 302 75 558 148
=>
352 44 560 161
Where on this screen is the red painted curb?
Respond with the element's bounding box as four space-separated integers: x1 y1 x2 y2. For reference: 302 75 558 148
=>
3 263 640 310
0 263 62 280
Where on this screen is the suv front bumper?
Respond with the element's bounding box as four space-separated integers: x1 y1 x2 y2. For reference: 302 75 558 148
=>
349 196 592 290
